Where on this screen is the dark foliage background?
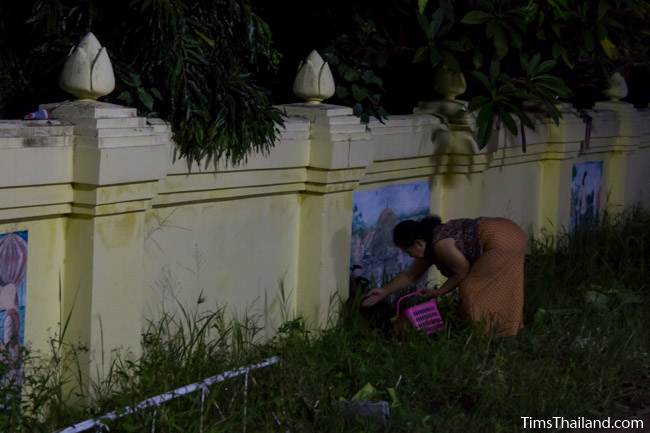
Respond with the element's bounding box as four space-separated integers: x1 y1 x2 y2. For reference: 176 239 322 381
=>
252 0 435 119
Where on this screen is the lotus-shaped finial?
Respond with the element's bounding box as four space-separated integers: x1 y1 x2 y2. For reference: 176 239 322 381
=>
433 66 466 101
293 50 335 104
603 72 628 102
59 32 115 100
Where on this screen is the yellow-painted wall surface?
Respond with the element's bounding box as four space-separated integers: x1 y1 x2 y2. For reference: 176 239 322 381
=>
144 194 301 337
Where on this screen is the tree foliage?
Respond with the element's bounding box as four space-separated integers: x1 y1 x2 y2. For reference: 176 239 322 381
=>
413 0 650 149
0 0 283 168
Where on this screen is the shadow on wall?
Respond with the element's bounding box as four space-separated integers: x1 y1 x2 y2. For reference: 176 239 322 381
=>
331 228 351 299
430 128 481 188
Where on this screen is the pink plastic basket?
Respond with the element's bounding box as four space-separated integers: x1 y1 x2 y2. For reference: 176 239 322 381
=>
394 292 444 335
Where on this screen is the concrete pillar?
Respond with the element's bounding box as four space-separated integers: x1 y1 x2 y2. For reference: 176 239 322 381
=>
279 103 373 326
593 101 642 213
41 100 170 381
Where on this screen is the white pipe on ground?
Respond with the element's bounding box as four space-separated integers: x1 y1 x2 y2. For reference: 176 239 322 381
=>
55 356 280 433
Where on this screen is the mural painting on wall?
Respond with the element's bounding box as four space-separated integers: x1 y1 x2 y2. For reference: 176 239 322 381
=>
0 231 28 389
570 161 603 231
350 181 431 302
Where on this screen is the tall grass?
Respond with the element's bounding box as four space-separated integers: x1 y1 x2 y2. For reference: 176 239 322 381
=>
1 209 648 432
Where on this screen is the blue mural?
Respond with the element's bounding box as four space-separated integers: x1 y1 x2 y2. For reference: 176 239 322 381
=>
350 181 431 296
0 231 28 388
570 161 603 231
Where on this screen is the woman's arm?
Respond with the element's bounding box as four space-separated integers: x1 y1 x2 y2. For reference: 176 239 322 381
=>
361 258 431 307
427 238 470 297
386 258 431 295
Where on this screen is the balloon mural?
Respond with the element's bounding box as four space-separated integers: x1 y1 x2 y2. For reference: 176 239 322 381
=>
0 231 28 388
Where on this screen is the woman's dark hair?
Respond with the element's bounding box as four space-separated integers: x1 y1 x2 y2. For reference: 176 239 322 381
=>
392 215 442 248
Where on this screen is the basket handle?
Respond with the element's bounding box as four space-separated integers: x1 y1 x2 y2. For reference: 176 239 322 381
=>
394 291 423 319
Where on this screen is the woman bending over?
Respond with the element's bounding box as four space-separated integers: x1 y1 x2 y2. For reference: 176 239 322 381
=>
362 216 527 336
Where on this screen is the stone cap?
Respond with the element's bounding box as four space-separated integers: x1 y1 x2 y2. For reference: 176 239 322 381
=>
40 100 137 120
0 120 74 148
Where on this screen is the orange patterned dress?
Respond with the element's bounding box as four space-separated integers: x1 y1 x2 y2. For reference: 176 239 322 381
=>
428 217 527 336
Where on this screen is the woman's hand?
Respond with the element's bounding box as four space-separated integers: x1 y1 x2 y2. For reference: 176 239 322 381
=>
361 288 387 307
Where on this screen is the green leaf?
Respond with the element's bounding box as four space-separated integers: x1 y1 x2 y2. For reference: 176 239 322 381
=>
438 20 454 36
336 85 349 99
442 40 468 53
430 8 446 35
116 91 133 106
529 53 542 72
551 24 561 38
600 37 619 60
343 68 361 82
413 46 429 63
500 110 518 135
461 10 492 25
535 82 571 98
418 0 429 15
150 87 163 101
351 84 369 101
194 30 215 48
597 0 609 20
509 30 523 49
351 383 379 401
551 43 562 59
139 90 154 111
442 51 461 72
520 111 536 130
362 70 383 87
476 105 495 148
129 72 142 86
418 14 432 38
473 50 484 68
460 37 474 51
387 388 401 408
493 26 509 59
429 48 442 68
485 20 496 38
489 60 501 80
561 51 575 69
